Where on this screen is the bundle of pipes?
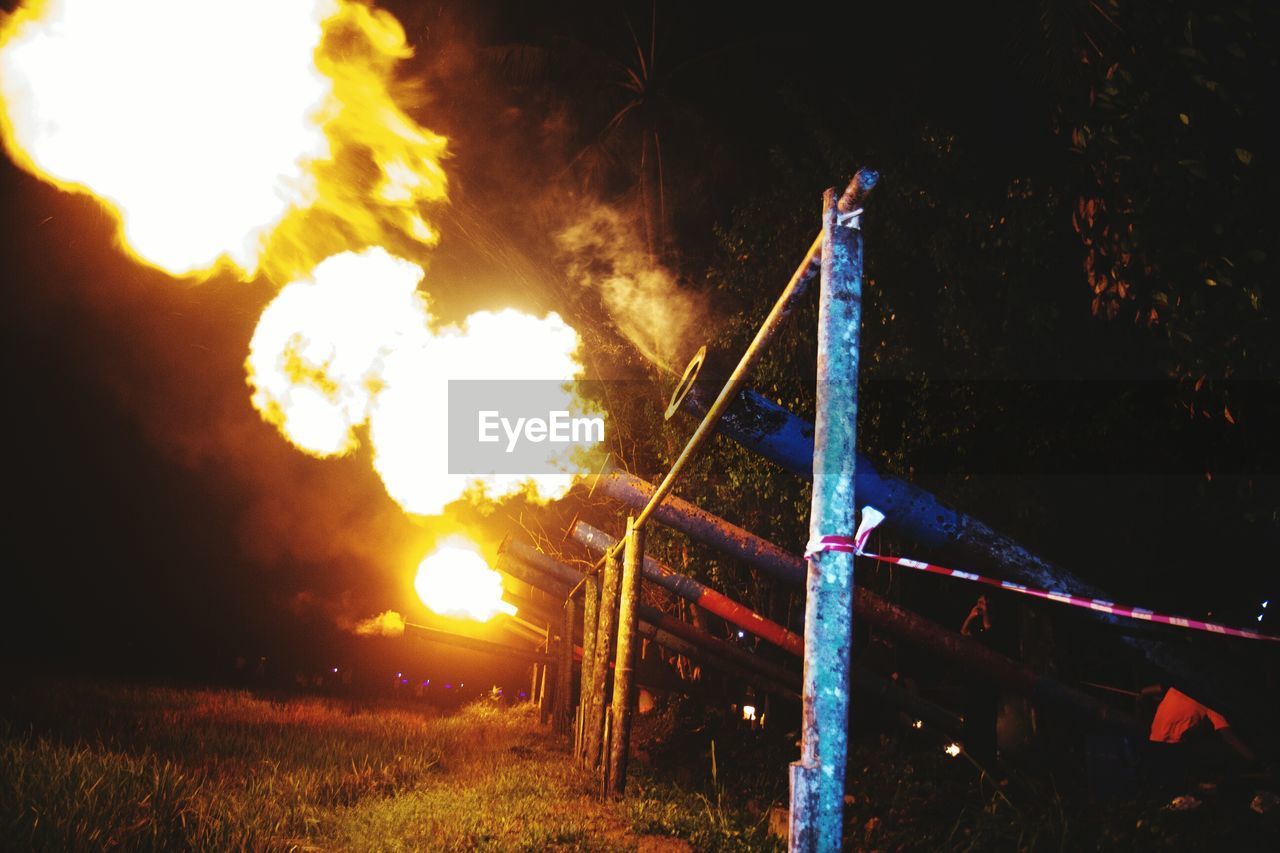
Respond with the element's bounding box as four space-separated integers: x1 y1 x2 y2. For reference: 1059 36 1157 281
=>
592 468 1136 734
498 542 799 699
404 621 554 665
571 521 961 733
670 372 1253 723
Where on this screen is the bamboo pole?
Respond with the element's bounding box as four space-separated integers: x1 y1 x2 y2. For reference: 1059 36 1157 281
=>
607 516 645 797
577 573 600 762
555 598 575 735
586 547 622 770
790 184 865 852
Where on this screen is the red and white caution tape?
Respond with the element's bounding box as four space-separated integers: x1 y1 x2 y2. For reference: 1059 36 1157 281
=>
806 507 1279 643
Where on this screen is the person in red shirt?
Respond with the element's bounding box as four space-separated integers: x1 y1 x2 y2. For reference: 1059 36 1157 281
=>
1141 684 1255 778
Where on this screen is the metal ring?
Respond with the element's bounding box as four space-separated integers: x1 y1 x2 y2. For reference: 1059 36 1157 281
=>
664 345 707 421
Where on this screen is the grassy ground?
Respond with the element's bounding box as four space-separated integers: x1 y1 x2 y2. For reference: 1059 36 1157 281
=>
4 681 1274 850
0 681 772 851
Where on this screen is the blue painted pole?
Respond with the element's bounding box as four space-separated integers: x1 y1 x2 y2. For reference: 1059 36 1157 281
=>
790 174 873 851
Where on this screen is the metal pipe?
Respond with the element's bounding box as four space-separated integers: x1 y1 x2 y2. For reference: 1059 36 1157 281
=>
574 520 804 656
630 171 879 531
404 621 554 665
508 542 801 699
677 381 1251 723
501 541 586 589
791 187 865 852
596 469 805 587
596 468 1134 732
636 602 801 696
608 518 645 797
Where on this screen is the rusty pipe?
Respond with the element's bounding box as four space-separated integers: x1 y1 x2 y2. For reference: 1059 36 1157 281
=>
573 520 804 656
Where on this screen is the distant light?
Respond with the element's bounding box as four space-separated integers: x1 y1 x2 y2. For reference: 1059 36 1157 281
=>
331 667 338 673
737 630 745 639
912 720 924 729
742 704 757 722
1263 600 1270 608
945 743 962 758
396 672 402 678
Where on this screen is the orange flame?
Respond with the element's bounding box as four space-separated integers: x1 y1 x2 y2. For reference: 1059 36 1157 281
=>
1 0 605 578
246 248 602 516
0 0 446 280
414 539 515 622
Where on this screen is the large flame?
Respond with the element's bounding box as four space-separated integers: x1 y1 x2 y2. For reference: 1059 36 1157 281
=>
0 0 446 280
3 1 600 523
247 248 600 516
414 540 515 622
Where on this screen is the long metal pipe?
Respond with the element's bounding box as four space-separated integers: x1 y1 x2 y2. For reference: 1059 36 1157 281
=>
573 521 804 656
504 543 802 698
595 469 1136 732
596 469 805 587
630 170 879 530
405 621 554 665
636 602 801 695
677 381 1251 722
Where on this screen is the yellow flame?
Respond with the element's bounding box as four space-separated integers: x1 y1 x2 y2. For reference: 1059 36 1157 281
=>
414 540 515 622
0 0 446 280
246 248 601 516
4 0 595 519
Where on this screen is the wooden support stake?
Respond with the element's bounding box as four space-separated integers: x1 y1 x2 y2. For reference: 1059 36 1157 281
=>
556 597 575 735
585 547 621 770
607 516 645 797
577 573 600 762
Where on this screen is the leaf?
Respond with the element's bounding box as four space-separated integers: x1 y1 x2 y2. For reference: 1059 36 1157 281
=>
1204 278 1217 287
1224 407 1235 425
1236 148 1253 165
1179 113 1190 125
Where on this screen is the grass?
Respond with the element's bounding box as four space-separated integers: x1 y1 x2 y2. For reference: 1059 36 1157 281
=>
7 681 1272 850
0 681 764 851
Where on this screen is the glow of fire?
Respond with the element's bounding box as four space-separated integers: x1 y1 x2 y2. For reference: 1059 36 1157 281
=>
0 0 446 280
944 742 962 758
3 0 599 518
248 248 599 516
414 541 515 622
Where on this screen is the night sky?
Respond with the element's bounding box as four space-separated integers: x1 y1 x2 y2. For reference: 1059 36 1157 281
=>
1 0 1275 692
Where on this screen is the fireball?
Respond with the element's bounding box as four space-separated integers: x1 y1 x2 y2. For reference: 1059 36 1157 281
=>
414 541 515 622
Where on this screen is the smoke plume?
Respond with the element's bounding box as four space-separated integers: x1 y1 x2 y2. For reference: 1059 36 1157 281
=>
556 204 709 370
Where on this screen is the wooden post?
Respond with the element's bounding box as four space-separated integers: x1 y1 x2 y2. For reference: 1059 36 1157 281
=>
607 515 645 797
556 597 575 735
790 175 871 851
577 573 600 762
530 662 541 705
538 629 551 727
585 547 621 770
